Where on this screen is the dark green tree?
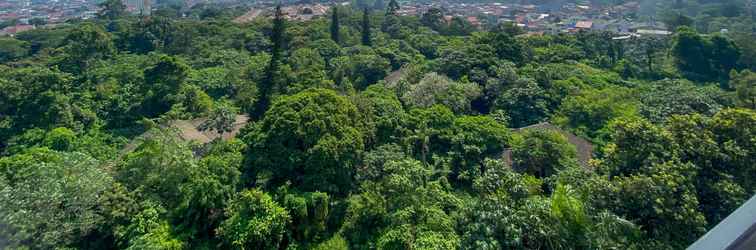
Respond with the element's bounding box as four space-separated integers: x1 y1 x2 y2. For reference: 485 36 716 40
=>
0 37 29 63
420 7 445 32
252 5 286 120
476 24 525 64
356 85 405 147
494 80 550 128
386 0 400 15
60 23 115 73
708 35 741 79
673 27 713 79
447 17 475 36
140 55 189 117
672 27 741 82
446 115 510 184
330 6 340 44
245 88 364 195
378 0 404 39
174 139 244 244
97 0 127 20
361 8 372 46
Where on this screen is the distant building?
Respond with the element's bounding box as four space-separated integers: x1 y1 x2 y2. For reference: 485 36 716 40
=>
575 20 593 30
443 15 453 23
466 16 480 27
635 29 672 36
281 4 329 21
233 4 330 24
124 0 151 15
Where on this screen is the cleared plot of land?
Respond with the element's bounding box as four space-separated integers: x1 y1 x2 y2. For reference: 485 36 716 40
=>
120 114 250 155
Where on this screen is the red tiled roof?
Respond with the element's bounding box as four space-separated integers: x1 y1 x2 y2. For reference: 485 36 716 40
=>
2 25 34 34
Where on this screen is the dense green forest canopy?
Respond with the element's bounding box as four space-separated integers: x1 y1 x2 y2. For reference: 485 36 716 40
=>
0 0 755 249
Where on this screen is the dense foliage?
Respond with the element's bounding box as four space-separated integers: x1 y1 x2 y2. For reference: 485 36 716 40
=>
0 0 754 249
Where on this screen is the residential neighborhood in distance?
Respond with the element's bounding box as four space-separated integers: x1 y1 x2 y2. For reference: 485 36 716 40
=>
1 0 679 37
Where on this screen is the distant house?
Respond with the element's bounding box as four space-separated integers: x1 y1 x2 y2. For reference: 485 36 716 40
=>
575 20 593 30
124 0 151 15
233 4 330 24
466 16 481 27
502 122 594 168
635 29 672 36
443 15 453 23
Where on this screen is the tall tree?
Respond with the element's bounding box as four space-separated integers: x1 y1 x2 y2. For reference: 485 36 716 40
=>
361 8 372 46
97 0 126 20
420 7 445 32
60 23 115 73
330 6 340 44
672 27 741 82
708 35 741 79
252 5 286 119
381 0 401 38
140 55 189 117
386 0 400 15
672 26 713 81
245 88 364 195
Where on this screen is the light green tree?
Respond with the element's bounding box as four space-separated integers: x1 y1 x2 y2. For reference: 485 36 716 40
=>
217 189 290 250
0 149 113 249
732 70 756 109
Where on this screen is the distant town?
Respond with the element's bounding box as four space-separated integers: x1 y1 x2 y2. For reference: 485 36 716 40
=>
1 0 672 38
396 1 671 36
0 0 148 35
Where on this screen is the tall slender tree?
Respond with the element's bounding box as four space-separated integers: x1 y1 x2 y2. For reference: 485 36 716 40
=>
330 6 340 44
382 0 401 37
361 8 372 46
253 5 286 119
